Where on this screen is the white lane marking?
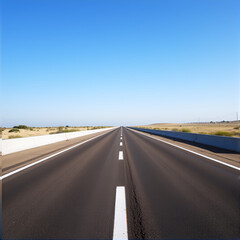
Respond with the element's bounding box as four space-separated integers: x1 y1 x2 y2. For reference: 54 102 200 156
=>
120 137 122 140
129 129 240 171
119 151 124 160
113 186 128 240
0 130 115 180
120 142 123 146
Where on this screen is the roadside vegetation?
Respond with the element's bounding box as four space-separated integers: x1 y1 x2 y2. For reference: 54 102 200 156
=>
137 121 240 138
49 126 81 134
0 127 5 138
214 131 235 137
9 128 20 133
8 135 23 139
2 125 110 139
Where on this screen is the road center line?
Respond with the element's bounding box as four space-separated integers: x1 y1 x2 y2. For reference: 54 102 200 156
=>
120 142 123 146
113 186 128 240
129 128 240 171
0 129 115 180
119 151 124 160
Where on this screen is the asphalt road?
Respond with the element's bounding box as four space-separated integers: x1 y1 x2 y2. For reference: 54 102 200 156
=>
2 127 240 239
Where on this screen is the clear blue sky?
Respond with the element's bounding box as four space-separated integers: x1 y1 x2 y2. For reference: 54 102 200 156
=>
1 0 239 127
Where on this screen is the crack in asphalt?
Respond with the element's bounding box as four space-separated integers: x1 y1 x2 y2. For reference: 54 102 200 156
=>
124 140 146 239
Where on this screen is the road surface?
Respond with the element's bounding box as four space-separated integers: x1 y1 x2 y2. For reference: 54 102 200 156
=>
2 127 240 239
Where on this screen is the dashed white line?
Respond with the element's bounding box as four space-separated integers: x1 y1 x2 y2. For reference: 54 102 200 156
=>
120 142 123 146
119 151 124 160
113 186 128 240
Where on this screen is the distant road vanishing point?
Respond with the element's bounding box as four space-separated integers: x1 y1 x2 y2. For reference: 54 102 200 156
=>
2 127 240 239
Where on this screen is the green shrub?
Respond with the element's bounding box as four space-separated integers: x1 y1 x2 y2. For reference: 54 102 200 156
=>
58 126 64 131
8 135 22 139
60 129 79 133
91 126 104 130
13 125 29 129
181 128 191 133
9 128 20 133
214 131 234 137
49 129 80 134
87 126 106 130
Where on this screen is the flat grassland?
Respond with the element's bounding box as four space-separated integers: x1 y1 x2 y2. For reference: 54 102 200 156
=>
137 121 240 138
1 126 108 139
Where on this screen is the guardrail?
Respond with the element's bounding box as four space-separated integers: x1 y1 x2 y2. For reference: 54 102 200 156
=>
2 128 114 155
131 128 240 153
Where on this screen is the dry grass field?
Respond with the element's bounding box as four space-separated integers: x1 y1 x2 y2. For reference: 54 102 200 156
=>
1 126 108 139
137 121 240 137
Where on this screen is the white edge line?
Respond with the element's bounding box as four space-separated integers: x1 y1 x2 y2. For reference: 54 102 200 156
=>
1 129 115 180
113 186 128 240
128 128 240 171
